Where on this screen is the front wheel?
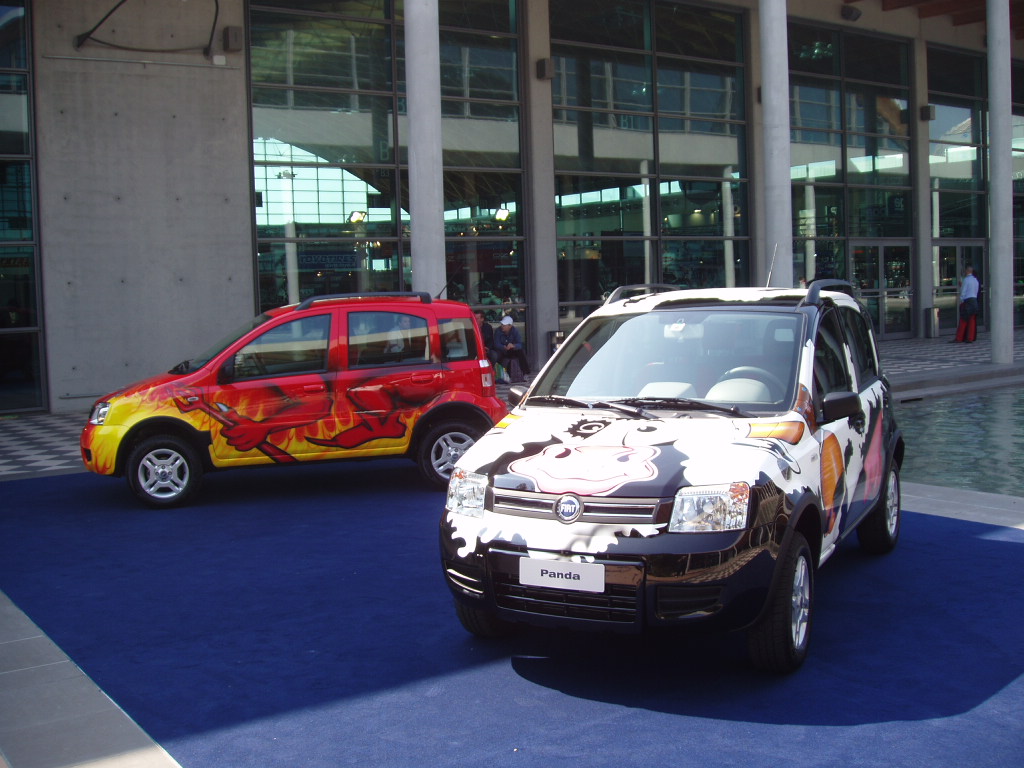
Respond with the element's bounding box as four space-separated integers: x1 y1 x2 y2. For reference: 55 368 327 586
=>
748 531 814 674
417 421 482 488
126 435 203 508
857 463 901 554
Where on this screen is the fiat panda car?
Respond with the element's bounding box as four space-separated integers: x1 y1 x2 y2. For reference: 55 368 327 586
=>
82 292 507 507
440 281 904 673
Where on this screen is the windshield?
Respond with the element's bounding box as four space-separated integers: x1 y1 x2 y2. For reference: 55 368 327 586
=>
169 313 273 374
531 308 803 413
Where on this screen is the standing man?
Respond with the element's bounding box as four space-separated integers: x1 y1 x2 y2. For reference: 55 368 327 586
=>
954 265 980 343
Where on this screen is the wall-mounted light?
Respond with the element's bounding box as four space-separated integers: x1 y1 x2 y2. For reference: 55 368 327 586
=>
349 211 367 224
536 58 555 80
840 5 862 22
920 104 936 122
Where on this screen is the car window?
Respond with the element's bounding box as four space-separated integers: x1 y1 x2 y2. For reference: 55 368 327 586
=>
233 314 331 379
840 306 878 387
812 311 851 402
439 317 477 362
348 311 430 367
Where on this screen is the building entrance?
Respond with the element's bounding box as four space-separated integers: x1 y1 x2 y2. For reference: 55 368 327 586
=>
850 243 912 339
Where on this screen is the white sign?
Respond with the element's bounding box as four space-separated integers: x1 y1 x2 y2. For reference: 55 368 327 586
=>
519 558 605 593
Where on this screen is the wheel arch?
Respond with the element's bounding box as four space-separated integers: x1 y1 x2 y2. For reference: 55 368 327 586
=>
410 402 495 455
115 418 212 476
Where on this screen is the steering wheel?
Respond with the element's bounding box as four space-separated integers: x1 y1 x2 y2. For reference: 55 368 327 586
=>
716 366 786 401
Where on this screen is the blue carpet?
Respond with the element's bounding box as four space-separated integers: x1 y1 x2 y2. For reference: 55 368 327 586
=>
2 463 1023 767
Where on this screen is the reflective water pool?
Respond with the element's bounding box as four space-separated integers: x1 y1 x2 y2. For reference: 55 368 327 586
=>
896 386 1024 499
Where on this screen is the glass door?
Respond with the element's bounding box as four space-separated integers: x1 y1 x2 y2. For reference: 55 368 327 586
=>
935 244 985 333
851 243 912 338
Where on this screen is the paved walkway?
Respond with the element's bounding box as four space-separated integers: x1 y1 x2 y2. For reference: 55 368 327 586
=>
1 330 1023 768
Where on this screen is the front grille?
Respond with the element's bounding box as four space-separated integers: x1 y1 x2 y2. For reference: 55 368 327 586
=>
493 574 639 623
491 488 669 525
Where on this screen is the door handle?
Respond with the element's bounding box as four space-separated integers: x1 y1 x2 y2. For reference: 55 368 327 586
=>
303 383 326 393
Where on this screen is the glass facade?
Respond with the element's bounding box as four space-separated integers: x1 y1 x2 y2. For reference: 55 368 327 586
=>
551 1 749 321
250 0 525 316
0 2 40 411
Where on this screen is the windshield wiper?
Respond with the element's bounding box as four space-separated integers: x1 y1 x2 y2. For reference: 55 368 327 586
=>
525 394 656 419
609 396 752 418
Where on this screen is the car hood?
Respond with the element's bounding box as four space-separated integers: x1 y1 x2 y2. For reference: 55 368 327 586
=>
459 406 807 498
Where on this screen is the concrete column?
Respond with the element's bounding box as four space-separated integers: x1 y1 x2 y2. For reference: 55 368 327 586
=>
405 0 446 294
910 38 936 337
522 0 559 367
987 0 1014 363
757 0 793 287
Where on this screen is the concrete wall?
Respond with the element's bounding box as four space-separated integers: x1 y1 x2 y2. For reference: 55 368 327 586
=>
34 0 254 413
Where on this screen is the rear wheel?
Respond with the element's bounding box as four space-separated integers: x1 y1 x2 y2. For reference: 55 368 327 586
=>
857 464 901 554
748 532 814 673
454 600 514 638
417 421 482 488
126 435 203 508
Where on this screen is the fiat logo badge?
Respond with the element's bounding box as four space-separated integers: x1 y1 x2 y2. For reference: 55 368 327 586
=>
555 494 583 524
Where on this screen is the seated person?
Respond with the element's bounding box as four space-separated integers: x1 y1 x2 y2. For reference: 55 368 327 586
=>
493 315 530 382
475 311 499 365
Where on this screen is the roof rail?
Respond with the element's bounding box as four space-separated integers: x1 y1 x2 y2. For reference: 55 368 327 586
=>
802 279 854 308
603 283 681 306
296 291 433 311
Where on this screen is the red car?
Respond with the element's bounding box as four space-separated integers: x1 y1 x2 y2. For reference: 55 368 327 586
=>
81 293 508 507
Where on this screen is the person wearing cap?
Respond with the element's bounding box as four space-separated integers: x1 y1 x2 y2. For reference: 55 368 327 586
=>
493 315 530 383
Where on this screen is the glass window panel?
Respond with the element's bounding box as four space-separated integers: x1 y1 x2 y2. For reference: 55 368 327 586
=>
0 329 42 409
0 160 31 241
0 74 29 154
658 121 743 178
552 46 653 112
439 31 517 102
789 24 838 77
848 188 911 237
846 136 910 186
253 90 396 164
554 110 654 174
257 238 402 310
443 171 523 236
929 142 983 190
791 79 840 132
845 85 909 136
792 186 843 238
655 3 741 63
933 191 986 238
0 3 25 68
441 102 520 168
438 0 514 33
657 58 742 121
928 47 984 98
555 176 652 238
550 0 647 50
843 33 908 86
929 102 978 144
0 244 35 327
556 236 654 306
254 159 399 237
252 2 391 19
251 12 393 92
790 138 843 184
444 239 525 310
657 239 749 289
660 179 747 236
793 239 846 283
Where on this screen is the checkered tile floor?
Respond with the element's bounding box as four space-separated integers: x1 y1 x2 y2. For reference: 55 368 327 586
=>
0 412 87 481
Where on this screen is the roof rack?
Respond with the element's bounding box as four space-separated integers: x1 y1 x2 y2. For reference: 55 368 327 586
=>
603 283 681 306
296 291 433 311
802 279 854 308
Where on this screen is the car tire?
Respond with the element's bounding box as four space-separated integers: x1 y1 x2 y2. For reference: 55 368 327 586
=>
857 463 901 554
748 531 814 674
417 421 482 488
126 435 203 508
454 599 513 639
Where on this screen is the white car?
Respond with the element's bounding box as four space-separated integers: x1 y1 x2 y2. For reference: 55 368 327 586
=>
440 281 904 673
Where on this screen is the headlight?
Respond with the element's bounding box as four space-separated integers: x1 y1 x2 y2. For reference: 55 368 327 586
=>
669 483 750 532
89 401 111 426
446 467 488 518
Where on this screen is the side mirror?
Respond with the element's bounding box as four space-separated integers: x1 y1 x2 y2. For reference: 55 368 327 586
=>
507 384 527 407
822 390 862 424
218 356 236 384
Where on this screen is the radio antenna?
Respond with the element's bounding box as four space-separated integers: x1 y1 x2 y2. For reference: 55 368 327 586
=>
766 243 778 287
